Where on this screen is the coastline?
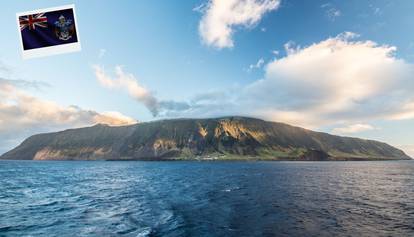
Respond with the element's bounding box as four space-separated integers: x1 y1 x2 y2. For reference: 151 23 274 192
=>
1 156 411 162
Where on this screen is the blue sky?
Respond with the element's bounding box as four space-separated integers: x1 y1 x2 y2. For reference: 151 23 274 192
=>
0 0 413 156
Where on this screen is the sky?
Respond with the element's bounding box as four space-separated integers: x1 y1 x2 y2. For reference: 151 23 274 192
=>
0 0 413 157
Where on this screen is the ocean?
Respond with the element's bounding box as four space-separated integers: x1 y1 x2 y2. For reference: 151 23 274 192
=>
0 160 413 236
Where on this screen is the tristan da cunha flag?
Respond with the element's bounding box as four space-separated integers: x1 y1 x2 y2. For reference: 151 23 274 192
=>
17 5 81 58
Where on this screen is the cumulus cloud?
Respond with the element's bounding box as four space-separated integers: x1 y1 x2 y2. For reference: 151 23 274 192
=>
93 33 414 132
93 65 190 117
332 124 377 134
93 111 136 126
198 0 280 48
0 78 136 153
242 32 414 128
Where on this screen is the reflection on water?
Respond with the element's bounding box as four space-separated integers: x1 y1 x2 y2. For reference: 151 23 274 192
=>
1 160 414 236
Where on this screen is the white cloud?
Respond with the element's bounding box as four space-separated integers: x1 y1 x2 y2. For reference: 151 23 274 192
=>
369 4 383 16
198 0 280 49
0 79 135 128
326 8 341 20
0 78 136 153
247 58 265 72
332 124 377 134
242 32 414 128
283 41 300 55
94 111 136 126
321 3 341 21
93 33 414 132
93 65 190 116
93 65 159 116
193 3 207 13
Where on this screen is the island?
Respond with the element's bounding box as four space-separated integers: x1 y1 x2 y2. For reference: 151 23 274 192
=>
0 117 410 161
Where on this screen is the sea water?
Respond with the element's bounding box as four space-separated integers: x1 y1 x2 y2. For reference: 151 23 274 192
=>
1 160 413 236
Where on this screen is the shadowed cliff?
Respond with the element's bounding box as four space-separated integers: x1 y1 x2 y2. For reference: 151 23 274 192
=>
0 117 410 161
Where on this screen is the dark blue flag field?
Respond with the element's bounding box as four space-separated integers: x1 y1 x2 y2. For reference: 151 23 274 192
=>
17 5 81 58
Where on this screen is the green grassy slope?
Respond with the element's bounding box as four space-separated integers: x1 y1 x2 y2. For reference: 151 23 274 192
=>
0 117 410 160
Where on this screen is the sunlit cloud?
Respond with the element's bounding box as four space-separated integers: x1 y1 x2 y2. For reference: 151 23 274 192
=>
93 65 190 117
244 32 414 127
0 78 136 153
198 0 280 49
93 33 414 132
332 124 378 134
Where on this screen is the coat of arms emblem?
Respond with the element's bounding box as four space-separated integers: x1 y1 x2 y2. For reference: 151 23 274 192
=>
54 15 74 40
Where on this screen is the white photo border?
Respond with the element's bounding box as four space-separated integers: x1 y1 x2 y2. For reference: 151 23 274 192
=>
16 4 81 59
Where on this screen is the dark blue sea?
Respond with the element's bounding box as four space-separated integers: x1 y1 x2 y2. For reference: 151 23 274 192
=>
1 160 414 237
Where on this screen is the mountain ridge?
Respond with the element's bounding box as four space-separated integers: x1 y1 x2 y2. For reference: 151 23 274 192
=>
1 116 410 161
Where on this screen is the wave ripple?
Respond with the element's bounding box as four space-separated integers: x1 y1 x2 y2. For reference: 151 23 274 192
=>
1 160 414 236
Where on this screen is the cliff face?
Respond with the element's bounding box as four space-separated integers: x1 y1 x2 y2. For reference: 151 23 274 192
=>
0 117 410 161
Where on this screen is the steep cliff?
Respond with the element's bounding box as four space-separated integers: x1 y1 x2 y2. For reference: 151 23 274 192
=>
1 117 410 160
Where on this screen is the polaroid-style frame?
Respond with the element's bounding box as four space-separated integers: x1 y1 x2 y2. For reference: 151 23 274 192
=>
16 4 81 59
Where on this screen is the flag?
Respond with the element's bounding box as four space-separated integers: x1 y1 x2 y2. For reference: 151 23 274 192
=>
18 7 79 51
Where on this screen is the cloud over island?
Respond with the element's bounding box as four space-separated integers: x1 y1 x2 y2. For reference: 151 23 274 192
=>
0 78 136 153
93 32 414 132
